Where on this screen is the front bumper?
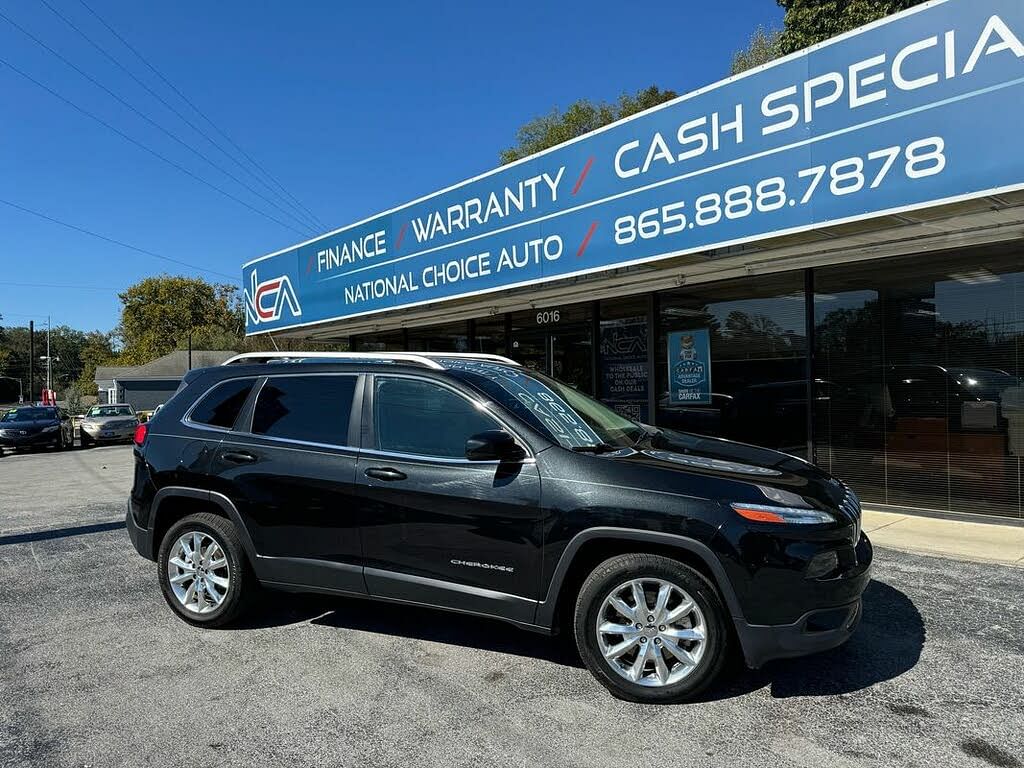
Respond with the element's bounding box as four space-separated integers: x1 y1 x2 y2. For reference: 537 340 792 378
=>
125 499 154 560
735 598 863 668
0 431 60 448
721 530 873 668
83 427 134 442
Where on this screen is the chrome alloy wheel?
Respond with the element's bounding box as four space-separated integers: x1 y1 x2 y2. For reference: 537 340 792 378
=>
166 531 230 615
596 578 707 687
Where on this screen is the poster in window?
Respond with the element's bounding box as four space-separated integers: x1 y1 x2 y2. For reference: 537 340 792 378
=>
600 317 648 419
667 329 711 406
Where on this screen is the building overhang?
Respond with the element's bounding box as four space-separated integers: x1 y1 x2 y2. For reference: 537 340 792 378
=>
270 192 1024 340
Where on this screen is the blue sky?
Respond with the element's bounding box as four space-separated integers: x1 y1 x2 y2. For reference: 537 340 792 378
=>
0 0 782 333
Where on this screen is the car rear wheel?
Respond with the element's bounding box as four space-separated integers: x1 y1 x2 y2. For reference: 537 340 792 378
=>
573 553 729 704
157 512 253 628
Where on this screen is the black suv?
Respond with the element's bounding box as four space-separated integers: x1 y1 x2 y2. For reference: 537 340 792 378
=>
126 352 872 703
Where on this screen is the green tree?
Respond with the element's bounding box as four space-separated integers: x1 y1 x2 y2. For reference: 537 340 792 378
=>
500 86 678 164
77 331 116 394
0 323 114 398
63 381 86 416
0 325 9 377
115 275 241 364
777 0 926 55
730 25 783 75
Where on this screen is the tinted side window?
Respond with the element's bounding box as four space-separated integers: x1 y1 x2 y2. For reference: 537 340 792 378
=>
189 378 256 429
252 375 356 444
374 377 498 458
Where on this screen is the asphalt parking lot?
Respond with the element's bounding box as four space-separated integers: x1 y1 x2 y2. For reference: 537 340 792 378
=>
0 446 1022 768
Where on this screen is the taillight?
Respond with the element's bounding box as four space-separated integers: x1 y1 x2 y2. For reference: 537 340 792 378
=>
133 423 148 446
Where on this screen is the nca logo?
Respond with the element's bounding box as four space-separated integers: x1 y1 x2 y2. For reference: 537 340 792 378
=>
244 269 302 325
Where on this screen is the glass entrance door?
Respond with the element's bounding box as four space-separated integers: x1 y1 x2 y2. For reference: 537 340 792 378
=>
509 305 594 394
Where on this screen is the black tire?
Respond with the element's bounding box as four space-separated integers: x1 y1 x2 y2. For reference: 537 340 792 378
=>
80 433 91 448
573 553 729 704
157 512 253 628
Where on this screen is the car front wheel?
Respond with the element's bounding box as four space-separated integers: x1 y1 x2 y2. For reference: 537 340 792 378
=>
157 512 252 627
574 553 729 704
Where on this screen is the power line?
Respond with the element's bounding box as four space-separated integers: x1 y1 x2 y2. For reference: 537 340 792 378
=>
0 196 238 280
0 6 317 237
0 54 308 238
41 0 323 233
50 0 328 234
0 281 109 291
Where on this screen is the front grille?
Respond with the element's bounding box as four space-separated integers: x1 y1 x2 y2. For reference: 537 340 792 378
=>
839 486 862 541
106 419 135 429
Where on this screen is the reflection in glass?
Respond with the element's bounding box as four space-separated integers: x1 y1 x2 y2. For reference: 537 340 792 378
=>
815 245 1023 518
656 273 808 456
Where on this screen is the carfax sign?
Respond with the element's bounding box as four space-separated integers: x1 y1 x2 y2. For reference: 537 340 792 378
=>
667 329 712 406
244 0 1024 334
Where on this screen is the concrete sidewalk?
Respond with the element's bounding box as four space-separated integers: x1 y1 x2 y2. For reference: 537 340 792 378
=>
863 508 1024 566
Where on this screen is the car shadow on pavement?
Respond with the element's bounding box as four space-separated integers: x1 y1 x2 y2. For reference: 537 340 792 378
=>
240 578 922 692
311 599 586 668
235 591 584 667
701 579 926 701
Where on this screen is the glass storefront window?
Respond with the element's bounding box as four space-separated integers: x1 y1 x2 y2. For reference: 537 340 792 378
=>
815 245 1023 518
599 295 649 422
472 316 506 356
656 272 808 455
407 320 470 353
352 330 405 352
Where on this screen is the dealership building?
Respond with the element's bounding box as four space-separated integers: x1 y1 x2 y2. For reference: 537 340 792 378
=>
243 0 1024 521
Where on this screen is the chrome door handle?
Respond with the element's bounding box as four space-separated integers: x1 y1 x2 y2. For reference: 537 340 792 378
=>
364 467 407 481
221 450 257 464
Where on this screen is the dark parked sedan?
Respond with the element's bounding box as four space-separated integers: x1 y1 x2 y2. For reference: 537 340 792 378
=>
0 406 74 451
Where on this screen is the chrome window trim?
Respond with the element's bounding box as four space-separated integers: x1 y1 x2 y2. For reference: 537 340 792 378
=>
221 436 359 458
180 375 261 434
181 370 534 461
358 446 536 466
369 372 536 462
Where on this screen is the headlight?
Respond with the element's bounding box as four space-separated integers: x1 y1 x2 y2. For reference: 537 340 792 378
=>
42 424 59 433
82 421 98 430
730 502 835 525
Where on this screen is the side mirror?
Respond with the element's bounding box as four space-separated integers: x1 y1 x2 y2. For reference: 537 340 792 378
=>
465 430 526 462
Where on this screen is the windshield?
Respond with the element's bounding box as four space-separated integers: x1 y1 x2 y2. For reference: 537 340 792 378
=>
2 407 58 422
87 405 134 418
443 360 645 449
947 368 1021 393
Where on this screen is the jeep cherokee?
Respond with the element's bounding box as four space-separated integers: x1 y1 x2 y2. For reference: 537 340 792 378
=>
125 352 872 703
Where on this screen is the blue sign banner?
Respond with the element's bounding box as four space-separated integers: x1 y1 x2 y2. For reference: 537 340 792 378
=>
244 0 1024 334
667 329 712 405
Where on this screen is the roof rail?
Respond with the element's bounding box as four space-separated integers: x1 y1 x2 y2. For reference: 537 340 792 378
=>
220 351 520 369
417 352 520 366
221 351 443 369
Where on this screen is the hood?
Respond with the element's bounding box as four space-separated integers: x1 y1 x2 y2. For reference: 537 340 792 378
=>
84 414 138 426
618 428 847 510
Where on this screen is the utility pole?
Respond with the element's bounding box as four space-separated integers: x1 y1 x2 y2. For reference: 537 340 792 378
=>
46 315 51 392
28 320 34 404
188 330 193 371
